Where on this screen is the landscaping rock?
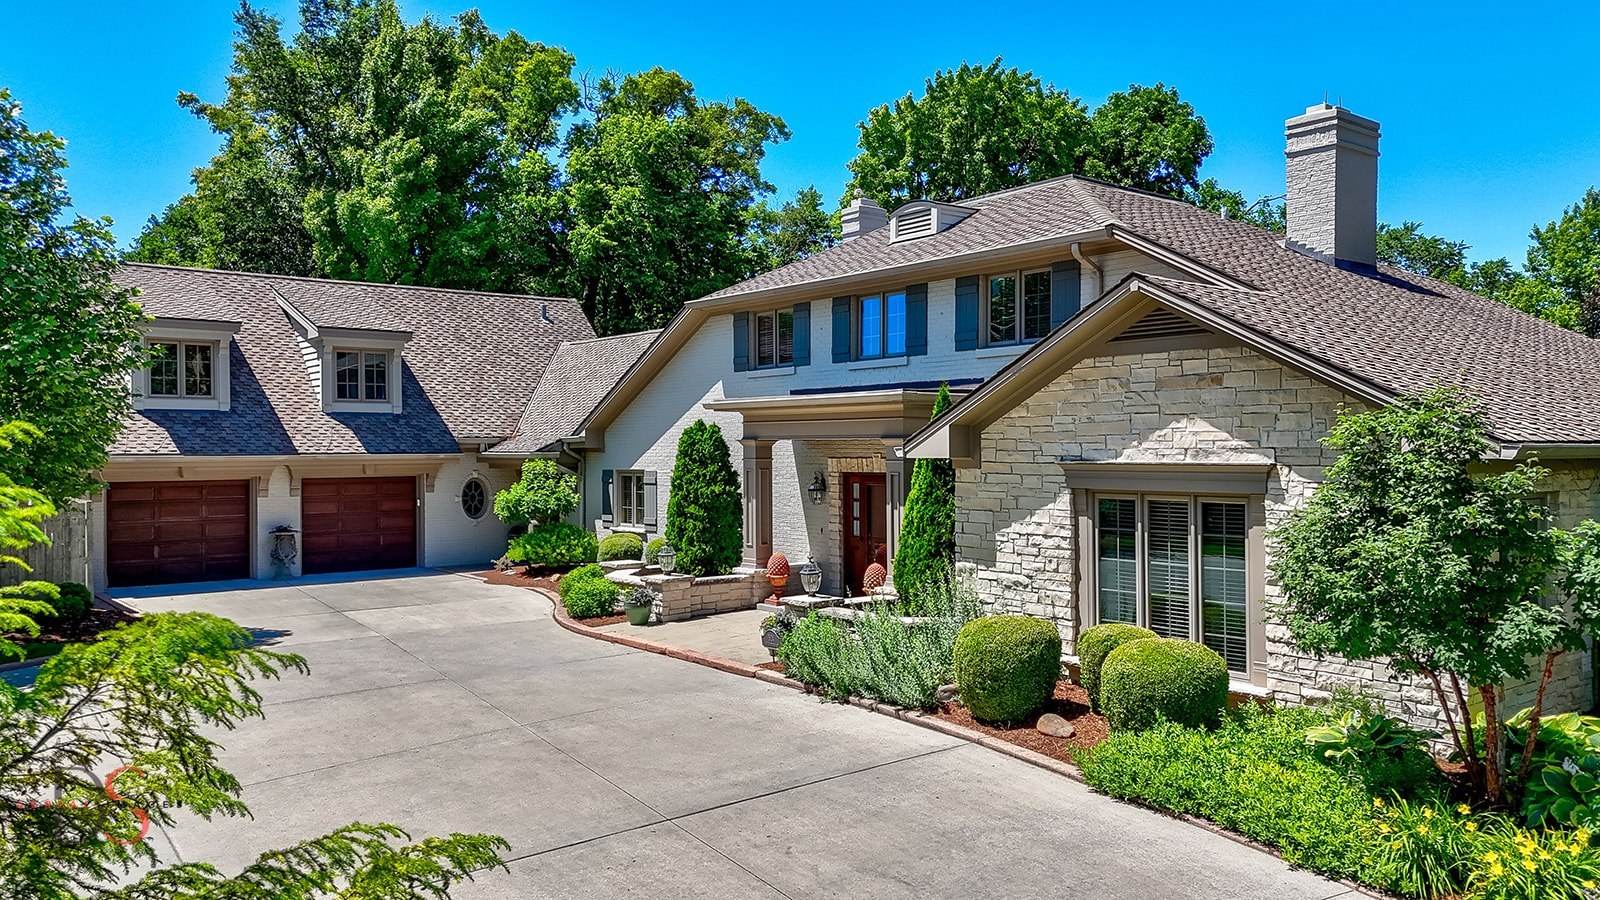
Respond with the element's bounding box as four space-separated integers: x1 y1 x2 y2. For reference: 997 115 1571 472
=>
936 683 961 704
1036 713 1075 738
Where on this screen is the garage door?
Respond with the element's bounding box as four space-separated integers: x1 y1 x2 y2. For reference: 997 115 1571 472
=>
106 480 251 586
300 477 417 575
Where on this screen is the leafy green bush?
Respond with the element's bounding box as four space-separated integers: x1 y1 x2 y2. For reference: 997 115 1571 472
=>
597 531 643 562
1075 622 1156 712
644 536 666 565
508 521 598 568
49 582 91 622
494 458 581 528
892 383 954 612
1505 707 1600 828
952 615 1061 725
1305 700 1442 797
558 565 620 618
663 420 742 576
1365 797 1473 899
1466 817 1600 899
1099 638 1227 731
1080 704 1379 878
778 578 982 708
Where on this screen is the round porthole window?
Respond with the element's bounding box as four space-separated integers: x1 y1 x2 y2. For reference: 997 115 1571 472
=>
461 478 488 520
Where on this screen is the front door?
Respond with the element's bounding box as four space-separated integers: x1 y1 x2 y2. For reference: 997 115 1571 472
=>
842 473 887 596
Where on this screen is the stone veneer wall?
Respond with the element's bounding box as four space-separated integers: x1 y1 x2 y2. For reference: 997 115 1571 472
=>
606 567 770 622
956 342 1599 734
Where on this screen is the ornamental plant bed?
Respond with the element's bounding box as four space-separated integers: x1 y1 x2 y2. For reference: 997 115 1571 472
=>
471 565 568 594
4 605 141 664
932 679 1108 765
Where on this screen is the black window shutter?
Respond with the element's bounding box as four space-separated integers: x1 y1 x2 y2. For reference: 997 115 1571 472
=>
601 469 614 523
792 302 811 366
954 276 980 351
643 471 658 527
732 312 750 372
1051 259 1083 329
831 297 852 363
905 283 928 356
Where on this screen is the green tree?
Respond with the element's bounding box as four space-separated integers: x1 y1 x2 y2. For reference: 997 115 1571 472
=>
1526 187 1600 334
0 422 57 660
0 90 148 503
1187 178 1286 233
561 68 789 333
1377 221 1469 279
130 0 578 294
492 458 580 528
750 186 839 271
892 384 955 612
1270 388 1600 804
663 420 743 577
842 62 1216 210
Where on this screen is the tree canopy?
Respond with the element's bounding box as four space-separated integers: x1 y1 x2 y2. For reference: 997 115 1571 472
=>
842 62 1217 211
0 90 148 503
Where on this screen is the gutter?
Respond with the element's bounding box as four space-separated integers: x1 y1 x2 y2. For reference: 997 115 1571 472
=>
1071 242 1102 299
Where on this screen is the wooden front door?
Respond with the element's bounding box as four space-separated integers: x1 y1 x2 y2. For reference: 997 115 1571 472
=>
842 473 887 596
106 480 251 587
300 477 418 575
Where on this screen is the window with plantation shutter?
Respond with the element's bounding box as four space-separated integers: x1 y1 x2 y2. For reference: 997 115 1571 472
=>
1087 493 1253 675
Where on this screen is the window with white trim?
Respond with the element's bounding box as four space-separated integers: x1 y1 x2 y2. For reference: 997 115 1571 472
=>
617 470 647 527
858 291 907 359
147 340 216 398
334 350 390 402
984 269 1051 346
754 309 794 368
1092 494 1250 673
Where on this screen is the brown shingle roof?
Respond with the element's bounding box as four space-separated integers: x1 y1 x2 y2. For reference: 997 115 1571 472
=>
490 330 660 454
113 264 594 455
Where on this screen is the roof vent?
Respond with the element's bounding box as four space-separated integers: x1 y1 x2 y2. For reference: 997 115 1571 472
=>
887 200 976 243
1111 308 1209 342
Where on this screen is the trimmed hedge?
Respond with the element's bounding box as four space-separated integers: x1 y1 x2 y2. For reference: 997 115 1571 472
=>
508 521 598 568
644 536 666 565
663 420 743 576
952 615 1062 725
1100 638 1228 731
559 564 621 618
891 383 955 612
1076 622 1158 712
597 531 644 562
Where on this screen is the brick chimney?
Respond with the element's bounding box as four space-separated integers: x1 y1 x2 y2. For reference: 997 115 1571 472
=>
1284 103 1380 267
840 195 888 241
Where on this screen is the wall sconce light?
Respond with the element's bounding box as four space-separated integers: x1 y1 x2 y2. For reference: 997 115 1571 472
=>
807 471 827 506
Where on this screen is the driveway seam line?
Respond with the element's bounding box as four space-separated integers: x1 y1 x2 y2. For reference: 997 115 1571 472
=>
236 724 526 789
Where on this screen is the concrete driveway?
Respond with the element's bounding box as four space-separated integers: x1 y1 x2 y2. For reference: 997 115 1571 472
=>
113 570 1352 899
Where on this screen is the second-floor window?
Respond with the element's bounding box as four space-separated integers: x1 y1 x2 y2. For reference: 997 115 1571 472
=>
859 291 907 359
986 269 1052 346
755 309 794 368
148 340 214 398
335 350 389 402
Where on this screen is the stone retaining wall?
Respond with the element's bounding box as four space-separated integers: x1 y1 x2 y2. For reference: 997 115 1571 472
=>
606 566 770 622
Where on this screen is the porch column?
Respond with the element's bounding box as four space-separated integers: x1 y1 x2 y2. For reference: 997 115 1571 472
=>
740 439 774 567
883 439 910 583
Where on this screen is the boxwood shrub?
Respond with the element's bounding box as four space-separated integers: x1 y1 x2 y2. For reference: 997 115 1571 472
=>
952 615 1062 725
597 531 644 562
51 583 92 622
559 564 621 618
644 536 666 565
1075 622 1157 712
1099 638 1228 731
508 521 598 568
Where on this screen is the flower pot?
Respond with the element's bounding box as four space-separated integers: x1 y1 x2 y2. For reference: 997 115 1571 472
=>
625 603 652 626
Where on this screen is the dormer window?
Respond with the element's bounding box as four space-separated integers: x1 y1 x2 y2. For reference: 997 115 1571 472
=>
133 318 240 411
334 350 390 402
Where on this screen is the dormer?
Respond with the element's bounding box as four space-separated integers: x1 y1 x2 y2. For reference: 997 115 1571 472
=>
276 296 412 415
132 317 243 412
887 200 977 243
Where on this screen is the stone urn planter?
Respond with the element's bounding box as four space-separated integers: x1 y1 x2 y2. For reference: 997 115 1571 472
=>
765 552 790 605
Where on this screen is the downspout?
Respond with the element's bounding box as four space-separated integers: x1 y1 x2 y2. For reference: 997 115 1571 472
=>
1071 242 1103 299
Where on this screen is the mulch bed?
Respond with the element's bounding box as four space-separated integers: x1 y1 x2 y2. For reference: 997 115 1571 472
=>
471 566 567 594
931 680 1108 765
756 661 786 673
5 605 142 663
575 614 628 627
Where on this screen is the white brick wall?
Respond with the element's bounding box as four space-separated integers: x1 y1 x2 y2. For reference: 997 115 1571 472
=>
960 342 1599 732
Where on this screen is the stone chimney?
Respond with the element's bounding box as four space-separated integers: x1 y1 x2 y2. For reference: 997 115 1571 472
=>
840 195 888 241
1284 103 1380 267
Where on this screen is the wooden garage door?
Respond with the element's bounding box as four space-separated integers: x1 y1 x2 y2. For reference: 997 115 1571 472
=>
106 481 251 587
300 477 417 575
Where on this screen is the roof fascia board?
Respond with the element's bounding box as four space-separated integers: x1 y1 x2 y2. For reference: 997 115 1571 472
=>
1108 226 1258 292
146 317 243 336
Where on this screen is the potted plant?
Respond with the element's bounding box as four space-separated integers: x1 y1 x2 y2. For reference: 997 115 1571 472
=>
624 585 657 627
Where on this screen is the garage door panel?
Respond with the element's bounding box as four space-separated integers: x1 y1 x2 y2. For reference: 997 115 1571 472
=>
301 477 417 575
107 480 250 587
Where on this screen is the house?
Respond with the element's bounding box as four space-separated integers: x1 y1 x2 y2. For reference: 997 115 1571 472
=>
902 104 1600 725
77 263 648 591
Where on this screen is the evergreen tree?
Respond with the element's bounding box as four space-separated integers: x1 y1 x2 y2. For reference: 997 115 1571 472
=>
663 420 743 577
892 384 956 612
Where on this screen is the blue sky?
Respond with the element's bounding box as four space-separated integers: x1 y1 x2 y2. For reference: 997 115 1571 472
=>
6 1 1598 264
